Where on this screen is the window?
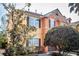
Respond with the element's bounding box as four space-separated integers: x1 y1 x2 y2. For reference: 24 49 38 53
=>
49 19 55 28
56 13 58 16
28 17 39 28
28 38 39 47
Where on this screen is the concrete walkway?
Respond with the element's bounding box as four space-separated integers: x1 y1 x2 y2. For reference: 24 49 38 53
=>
0 49 5 56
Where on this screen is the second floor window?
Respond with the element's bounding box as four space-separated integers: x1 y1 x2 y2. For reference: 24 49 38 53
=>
49 18 55 28
28 17 39 28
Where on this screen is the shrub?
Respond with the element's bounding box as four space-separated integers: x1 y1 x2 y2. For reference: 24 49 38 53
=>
5 45 27 56
0 32 6 49
4 44 36 56
44 26 79 52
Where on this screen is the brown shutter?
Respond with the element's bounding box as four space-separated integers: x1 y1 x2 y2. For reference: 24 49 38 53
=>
27 16 29 27
39 19 41 28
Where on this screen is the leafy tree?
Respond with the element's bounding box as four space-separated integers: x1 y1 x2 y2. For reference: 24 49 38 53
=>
44 26 79 53
1 3 37 55
68 3 79 15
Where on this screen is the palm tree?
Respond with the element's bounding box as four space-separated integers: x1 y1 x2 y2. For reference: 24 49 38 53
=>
69 3 79 15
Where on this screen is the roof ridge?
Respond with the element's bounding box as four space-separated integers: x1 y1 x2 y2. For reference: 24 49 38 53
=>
25 10 43 16
44 8 63 16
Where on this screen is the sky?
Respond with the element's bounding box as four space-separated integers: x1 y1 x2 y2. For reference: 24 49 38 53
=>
0 4 7 31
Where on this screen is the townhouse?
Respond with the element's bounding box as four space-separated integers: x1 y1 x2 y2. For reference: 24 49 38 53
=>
7 8 71 53
25 9 71 53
